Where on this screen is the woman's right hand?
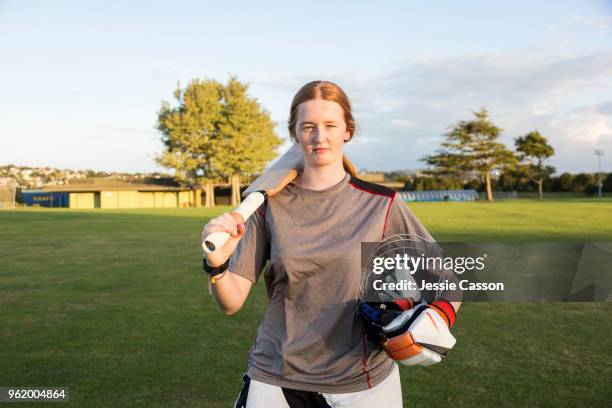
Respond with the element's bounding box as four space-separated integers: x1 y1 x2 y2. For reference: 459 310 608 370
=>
202 212 246 267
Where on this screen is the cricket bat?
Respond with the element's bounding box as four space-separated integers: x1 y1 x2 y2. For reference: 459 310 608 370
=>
202 144 304 253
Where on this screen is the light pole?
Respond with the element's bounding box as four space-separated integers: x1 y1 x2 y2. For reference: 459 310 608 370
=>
594 150 604 198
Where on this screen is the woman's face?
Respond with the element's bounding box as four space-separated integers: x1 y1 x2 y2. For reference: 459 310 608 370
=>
295 98 350 168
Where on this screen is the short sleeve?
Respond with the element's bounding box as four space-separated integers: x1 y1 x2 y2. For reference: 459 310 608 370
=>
383 196 462 302
228 205 270 284
383 195 434 241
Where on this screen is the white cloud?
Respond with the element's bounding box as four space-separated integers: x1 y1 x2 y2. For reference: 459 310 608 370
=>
550 108 612 145
247 52 612 173
312 52 612 172
499 106 612 173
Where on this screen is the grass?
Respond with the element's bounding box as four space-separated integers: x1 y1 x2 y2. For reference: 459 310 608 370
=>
1 200 611 407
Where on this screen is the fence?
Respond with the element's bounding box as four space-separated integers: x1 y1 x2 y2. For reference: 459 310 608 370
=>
398 189 479 202
479 191 518 200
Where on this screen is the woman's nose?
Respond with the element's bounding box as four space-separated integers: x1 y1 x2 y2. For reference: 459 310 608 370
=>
312 125 328 140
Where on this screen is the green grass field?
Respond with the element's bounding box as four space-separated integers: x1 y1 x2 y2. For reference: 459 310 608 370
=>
1 200 611 407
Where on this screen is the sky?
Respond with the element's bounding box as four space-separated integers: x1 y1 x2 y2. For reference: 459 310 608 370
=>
0 0 611 174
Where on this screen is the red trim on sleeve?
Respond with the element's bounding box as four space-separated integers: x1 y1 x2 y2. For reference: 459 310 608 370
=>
348 180 395 197
381 192 396 240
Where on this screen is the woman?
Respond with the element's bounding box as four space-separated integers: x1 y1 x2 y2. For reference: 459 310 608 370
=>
203 81 458 407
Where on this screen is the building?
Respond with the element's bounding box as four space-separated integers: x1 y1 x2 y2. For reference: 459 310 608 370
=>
28 178 201 209
21 191 69 207
20 173 404 209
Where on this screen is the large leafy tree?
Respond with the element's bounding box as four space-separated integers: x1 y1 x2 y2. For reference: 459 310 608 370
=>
514 130 555 200
423 108 516 201
156 77 282 197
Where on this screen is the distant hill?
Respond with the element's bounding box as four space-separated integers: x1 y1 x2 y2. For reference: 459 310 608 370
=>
0 165 171 190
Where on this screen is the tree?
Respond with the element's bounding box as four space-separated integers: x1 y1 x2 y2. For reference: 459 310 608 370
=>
559 172 574 192
514 130 555 200
156 77 282 206
603 173 612 193
423 108 516 201
496 170 528 192
571 173 596 193
585 182 599 196
544 174 562 192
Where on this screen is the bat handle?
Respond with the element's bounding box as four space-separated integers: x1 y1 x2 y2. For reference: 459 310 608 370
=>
202 231 231 253
202 191 266 253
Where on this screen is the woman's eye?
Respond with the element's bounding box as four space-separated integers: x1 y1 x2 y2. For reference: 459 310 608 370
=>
326 125 336 128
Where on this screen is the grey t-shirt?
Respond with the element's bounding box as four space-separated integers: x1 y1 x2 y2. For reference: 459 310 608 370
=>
229 173 445 393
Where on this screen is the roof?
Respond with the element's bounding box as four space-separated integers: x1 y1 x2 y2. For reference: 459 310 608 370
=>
355 173 404 190
43 178 191 192
357 173 385 182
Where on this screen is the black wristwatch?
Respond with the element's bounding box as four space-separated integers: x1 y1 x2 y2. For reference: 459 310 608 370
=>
202 258 229 277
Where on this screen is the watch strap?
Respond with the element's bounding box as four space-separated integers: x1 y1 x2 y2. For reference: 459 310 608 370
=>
203 258 229 277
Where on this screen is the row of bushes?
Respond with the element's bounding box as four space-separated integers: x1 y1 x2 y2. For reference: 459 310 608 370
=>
400 172 612 195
